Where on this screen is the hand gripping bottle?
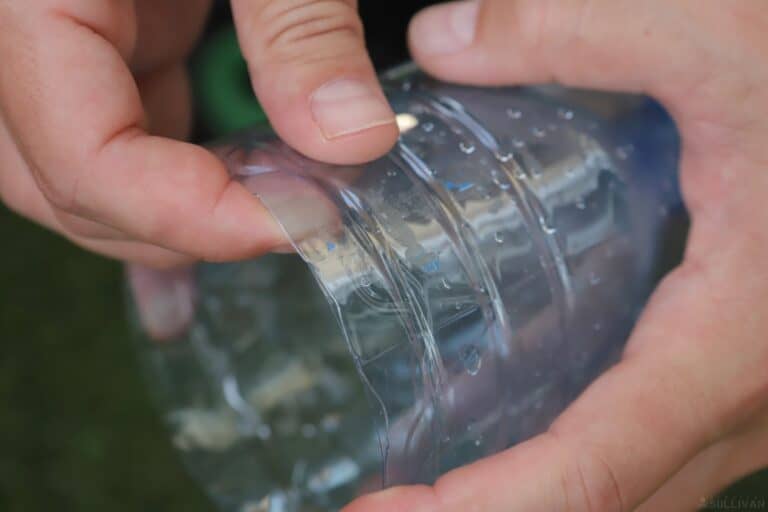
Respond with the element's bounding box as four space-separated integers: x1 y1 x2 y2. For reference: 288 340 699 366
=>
129 63 683 512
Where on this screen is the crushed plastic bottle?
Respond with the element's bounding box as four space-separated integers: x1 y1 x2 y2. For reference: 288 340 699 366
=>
128 62 684 512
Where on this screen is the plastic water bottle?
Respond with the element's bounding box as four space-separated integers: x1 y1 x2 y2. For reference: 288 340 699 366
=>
128 62 683 512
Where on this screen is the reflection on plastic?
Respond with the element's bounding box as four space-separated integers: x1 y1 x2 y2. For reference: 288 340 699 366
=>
129 64 683 512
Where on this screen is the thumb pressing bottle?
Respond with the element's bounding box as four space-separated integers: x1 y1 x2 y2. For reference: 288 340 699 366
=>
128 63 684 512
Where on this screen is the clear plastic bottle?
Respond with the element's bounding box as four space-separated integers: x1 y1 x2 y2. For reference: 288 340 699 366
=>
128 63 683 512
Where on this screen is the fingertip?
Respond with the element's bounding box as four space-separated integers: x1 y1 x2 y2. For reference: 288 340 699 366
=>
407 1 488 86
204 180 290 261
408 1 479 58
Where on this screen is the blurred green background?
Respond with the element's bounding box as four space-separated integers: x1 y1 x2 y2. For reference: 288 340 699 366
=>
1 2 766 511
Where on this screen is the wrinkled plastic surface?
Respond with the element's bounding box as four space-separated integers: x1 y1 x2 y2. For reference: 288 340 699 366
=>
130 64 683 512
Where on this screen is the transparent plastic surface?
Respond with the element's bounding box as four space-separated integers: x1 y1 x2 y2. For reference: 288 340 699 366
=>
130 64 683 512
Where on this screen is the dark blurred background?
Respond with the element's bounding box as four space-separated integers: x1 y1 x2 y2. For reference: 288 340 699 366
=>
0 2 766 510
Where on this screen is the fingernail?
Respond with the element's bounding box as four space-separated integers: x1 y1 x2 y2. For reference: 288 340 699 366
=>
410 0 480 55
311 79 395 139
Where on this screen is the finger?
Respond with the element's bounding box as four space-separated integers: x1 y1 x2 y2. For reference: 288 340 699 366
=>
77 237 193 267
408 0 697 95
0 141 192 267
127 263 196 341
407 0 768 219
230 0 399 164
131 0 212 74
637 409 768 511
1 61 196 243
0 1 286 261
407 0 768 156
0 114 129 238
343 257 768 512
125 64 199 341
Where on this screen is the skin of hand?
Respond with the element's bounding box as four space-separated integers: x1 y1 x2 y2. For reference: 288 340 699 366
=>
0 0 398 268
339 1 768 511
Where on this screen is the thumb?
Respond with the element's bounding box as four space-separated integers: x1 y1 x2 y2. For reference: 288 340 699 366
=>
231 0 399 164
407 0 706 109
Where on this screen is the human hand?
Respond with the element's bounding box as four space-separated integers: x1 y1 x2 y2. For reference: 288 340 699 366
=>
0 0 397 268
342 1 768 511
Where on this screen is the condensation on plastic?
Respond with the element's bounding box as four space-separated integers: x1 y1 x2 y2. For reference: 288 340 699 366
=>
132 63 682 512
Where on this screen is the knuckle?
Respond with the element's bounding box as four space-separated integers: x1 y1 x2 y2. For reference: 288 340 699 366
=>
564 452 625 512
545 432 625 512
509 0 597 80
36 173 80 213
49 0 137 58
256 0 363 62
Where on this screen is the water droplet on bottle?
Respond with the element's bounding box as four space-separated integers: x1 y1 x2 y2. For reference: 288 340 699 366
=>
543 225 557 235
495 151 514 163
539 217 557 234
461 345 482 376
441 278 452 290
593 322 602 331
557 108 575 120
532 127 546 138
474 437 483 447
494 231 505 244
320 414 341 433
401 80 413 91
615 144 635 160
576 199 587 210
256 425 272 441
506 108 523 119
512 138 526 149
422 121 435 133
589 272 601 286
386 169 397 177
492 175 511 191
459 141 476 154
301 424 318 438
